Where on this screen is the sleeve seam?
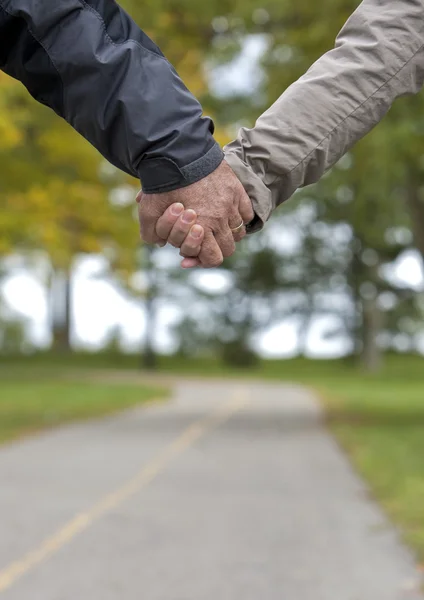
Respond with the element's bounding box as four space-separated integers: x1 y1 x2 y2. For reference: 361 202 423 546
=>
77 0 174 66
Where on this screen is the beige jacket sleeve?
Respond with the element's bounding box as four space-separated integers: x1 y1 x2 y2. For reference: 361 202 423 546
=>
224 0 424 232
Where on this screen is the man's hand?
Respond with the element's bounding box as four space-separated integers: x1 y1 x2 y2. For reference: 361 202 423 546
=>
137 161 254 268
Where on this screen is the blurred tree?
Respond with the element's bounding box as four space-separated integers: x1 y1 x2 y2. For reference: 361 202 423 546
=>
0 73 138 351
0 318 29 354
140 246 159 369
171 234 319 367
131 0 424 367
211 0 424 369
2 0 424 363
305 119 423 371
0 0 238 354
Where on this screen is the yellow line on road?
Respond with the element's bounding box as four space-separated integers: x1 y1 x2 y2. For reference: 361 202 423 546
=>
0 389 249 594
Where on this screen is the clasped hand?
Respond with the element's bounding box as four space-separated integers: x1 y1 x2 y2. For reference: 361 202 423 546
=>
137 162 254 268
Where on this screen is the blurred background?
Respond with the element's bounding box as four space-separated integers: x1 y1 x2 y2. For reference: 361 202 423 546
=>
1 0 424 570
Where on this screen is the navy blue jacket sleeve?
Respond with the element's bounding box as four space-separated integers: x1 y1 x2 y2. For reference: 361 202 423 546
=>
0 0 223 192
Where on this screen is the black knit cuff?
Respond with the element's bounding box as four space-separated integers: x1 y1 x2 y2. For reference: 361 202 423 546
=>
140 143 224 194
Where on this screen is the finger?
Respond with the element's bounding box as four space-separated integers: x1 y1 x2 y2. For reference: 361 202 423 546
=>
198 230 224 268
229 214 246 243
167 209 197 248
214 223 236 259
239 189 255 226
232 226 246 243
138 196 164 245
179 224 204 257
136 190 142 204
181 257 202 269
155 203 185 240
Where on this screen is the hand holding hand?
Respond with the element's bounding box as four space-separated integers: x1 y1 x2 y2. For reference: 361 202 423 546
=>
137 161 253 268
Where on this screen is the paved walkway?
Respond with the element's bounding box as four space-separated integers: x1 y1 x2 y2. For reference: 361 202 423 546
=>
0 381 422 599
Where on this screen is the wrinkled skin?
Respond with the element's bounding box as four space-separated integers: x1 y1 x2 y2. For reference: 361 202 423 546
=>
137 161 254 268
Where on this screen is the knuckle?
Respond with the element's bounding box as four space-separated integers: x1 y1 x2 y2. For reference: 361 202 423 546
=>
175 224 189 236
142 233 155 244
172 236 186 248
182 242 196 254
221 237 236 257
161 214 174 228
181 248 197 258
222 248 235 258
200 249 221 268
154 223 166 237
209 256 223 268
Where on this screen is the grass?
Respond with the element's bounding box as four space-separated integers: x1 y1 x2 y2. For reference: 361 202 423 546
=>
3 348 423 379
319 378 424 564
0 366 168 445
1 351 424 562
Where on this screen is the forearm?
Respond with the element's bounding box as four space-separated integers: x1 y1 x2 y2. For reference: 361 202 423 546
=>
0 0 223 192
224 0 424 231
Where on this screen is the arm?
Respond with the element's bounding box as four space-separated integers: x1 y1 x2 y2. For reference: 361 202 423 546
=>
0 0 223 193
224 0 424 232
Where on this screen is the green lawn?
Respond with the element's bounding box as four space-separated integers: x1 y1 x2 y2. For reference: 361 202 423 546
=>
318 378 424 563
0 368 168 444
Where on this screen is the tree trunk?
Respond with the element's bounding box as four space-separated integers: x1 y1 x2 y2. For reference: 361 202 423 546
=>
141 247 157 370
296 317 309 357
405 181 424 260
361 296 382 373
349 243 365 364
143 293 157 369
51 269 72 352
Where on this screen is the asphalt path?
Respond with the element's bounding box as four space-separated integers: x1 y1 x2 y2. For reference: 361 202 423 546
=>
0 380 422 599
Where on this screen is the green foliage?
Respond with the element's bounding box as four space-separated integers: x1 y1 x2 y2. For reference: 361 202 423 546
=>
1 0 424 365
204 0 424 369
0 72 137 268
0 67 138 352
219 339 260 368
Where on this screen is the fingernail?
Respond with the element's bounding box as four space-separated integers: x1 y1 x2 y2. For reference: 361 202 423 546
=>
171 203 184 216
182 210 196 224
191 225 203 238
